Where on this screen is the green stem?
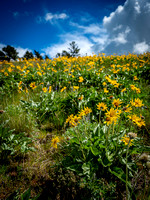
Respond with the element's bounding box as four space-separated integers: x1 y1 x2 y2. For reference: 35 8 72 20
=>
126 139 131 200
99 110 102 125
112 122 115 135
75 128 86 161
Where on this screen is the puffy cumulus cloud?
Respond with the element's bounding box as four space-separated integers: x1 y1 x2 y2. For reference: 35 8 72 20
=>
133 41 150 54
42 33 94 58
94 0 150 55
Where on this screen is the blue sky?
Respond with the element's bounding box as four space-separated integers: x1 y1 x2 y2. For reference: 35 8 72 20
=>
0 0 150 58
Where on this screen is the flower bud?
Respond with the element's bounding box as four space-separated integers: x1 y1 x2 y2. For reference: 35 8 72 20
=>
127 132 137 139
146 161 150 169
139 153 148 162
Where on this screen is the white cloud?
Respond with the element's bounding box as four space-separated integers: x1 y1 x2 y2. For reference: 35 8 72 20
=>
91 35 108 45
43 33 93 58
113 25 122 31
93 0 150 55
103 5 124 25
133 41 150 54
16 47 32 57
144 3 150 13
44 12 68 23
113 33 127 44
70 22 106 35
112 27 131 45
0 43 32 58
134 1 141 14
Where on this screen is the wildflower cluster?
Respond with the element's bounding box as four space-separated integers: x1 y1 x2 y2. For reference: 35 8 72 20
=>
66 107 92 127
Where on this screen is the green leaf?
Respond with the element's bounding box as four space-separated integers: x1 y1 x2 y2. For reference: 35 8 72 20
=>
90 146 99 156
21 188 31 200
70 137 80 144
82 163 91 178
98 154 112 167
109 167 131 188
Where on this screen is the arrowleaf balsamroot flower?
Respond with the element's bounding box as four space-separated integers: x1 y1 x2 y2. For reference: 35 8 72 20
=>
42 87 47 93
128 114 145 127
122 104 132 113
61 86 67 92
97 102 107 111
121 134 133 146
78 95 83 101
30 82 37 89
121 88 126 93
66 107 92 127
82 107 92 115
112 98 122 108
49 86 52 93
79 76 84 83
130 84 141 93
104 88 109 93
134 76 138 80
51 136 60 149
73 86 79 91
105 108 121 125
130 98 144 107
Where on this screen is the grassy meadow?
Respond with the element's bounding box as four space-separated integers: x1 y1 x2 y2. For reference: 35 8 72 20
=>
0 52 150 199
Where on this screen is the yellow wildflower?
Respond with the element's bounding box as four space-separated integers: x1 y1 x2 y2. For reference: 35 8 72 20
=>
121 134 133 146
104 88 109 93
130 98 144 107
121 88 126 93
49 86 52 93
25 88 28 93
123 105 132 113
97 102 107 111
78 95 83 101
102 82 107 86
112 99 122 108
37 71 42 76
61 86 67 92
42 87 47 93
30 82 37 90
105 108 121 125
73 86 79 91
134 76 138 80
51 136 60 149
128 114 145 127
79 76 84 83
83 107 92 115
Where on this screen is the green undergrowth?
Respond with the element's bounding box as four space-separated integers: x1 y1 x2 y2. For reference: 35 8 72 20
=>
0 53 150 199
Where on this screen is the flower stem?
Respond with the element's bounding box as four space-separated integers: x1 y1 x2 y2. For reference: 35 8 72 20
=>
126 139 131 200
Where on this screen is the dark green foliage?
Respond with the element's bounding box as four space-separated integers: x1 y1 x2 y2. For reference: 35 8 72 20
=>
56 41 80 58
1 45 18 61
0 50 8 61
0 124 35 162
23 51 34 60
34 50 43 60
45 55 49 59
68 41 80 57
